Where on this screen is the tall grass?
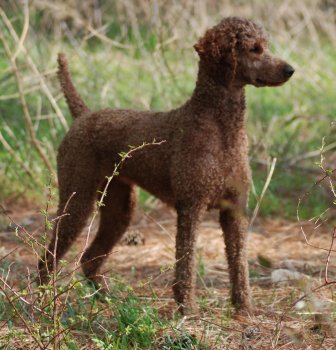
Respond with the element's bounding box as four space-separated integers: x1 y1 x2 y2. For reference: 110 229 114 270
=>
0 0 335 215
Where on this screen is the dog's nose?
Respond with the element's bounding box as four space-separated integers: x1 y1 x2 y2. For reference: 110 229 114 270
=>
283 64 295 78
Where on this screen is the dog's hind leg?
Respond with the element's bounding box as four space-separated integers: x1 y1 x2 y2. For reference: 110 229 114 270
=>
38 153 101 283
81 178 136 286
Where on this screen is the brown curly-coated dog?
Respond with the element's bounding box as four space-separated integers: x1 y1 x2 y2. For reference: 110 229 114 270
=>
39 17 294 314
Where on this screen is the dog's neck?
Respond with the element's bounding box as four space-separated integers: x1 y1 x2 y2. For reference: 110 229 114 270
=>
188 63 246 125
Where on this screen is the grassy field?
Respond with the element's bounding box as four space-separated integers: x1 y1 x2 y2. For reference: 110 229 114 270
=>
0 0 336 348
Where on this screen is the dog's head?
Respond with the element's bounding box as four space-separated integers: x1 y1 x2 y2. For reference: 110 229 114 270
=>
194 17 294 88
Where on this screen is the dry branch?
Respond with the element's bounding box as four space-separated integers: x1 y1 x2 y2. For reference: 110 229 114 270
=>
0 7 69 131
0 131 35 180
0 29 55 181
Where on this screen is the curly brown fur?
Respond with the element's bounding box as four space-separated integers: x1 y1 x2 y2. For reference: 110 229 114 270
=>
57 53 90 119
39 17 294 314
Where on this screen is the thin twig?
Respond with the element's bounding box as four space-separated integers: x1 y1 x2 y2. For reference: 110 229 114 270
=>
324 227 336 284
249 157 277 230
0 131 35 180
12 0 29 61
297 168 336 253
0 29 55 180
0 284 44 349
0 7 68 130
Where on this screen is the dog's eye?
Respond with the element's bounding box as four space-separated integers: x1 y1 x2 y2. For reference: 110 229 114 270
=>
249 45 262 54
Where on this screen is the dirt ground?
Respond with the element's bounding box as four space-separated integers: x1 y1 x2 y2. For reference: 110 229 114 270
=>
1 201 336 349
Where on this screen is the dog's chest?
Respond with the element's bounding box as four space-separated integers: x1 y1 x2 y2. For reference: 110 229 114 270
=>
170 121 251 204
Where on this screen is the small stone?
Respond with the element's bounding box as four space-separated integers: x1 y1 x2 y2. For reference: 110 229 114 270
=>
121 229 145 246
271 269 305 284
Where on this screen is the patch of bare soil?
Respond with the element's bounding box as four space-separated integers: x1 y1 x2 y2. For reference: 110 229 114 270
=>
1 202 336 349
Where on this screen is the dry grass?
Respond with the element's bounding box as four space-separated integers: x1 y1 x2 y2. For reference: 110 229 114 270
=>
28 0 336 43
1 204 336 348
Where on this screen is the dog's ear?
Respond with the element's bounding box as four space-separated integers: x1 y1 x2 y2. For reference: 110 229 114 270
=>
194 28 237 64
224 34 238 83
194 29 222 62
194 28 238 83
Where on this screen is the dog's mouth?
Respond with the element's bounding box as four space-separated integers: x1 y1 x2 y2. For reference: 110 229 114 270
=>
254 78 287 87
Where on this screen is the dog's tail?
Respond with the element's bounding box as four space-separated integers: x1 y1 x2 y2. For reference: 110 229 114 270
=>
57 53 90 119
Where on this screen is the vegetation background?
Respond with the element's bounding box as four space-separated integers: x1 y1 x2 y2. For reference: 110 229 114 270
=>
0 0 335 349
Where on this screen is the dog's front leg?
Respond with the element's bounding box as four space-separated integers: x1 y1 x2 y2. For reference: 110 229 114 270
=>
220 201 251 313
173 202 206 315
